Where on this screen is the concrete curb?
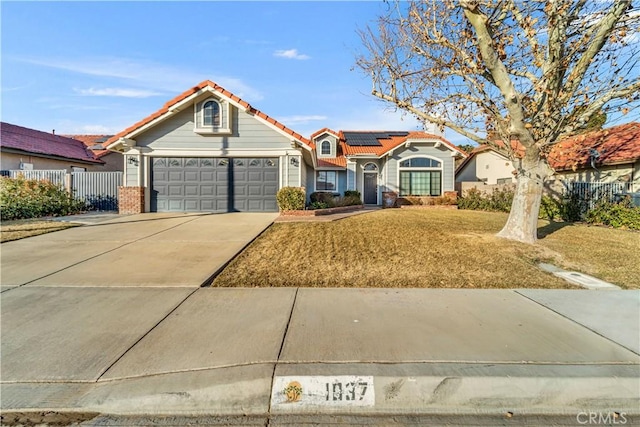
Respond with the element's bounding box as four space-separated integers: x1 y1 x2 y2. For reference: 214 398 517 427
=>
2 363 638 425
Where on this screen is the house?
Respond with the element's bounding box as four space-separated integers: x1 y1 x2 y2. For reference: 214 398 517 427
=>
545 122 640 192
106 80 466 214
62 135 123 172
455 144 517 186
455 122 640 193
0 122 105 172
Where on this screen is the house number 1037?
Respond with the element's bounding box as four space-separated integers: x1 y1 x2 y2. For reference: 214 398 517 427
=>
326 381 369 401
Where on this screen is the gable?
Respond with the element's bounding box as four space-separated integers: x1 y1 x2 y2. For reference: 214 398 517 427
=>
133 105 295 150
106 80 310 152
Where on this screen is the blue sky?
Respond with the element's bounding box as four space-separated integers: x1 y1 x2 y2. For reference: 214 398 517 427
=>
1 1 440 141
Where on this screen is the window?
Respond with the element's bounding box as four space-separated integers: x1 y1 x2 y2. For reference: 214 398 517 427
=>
497 177 512 185
195 97 230 133
321 140 331 156
398 156 442 196
203 100 220 127
316 171 337 191
399 158 441 168
399 171 441 196
364 163 378 171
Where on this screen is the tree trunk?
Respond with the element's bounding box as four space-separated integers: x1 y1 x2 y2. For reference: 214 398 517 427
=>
497 159 552 244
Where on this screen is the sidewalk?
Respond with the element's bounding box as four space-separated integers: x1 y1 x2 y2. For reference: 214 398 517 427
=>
2 288 638 426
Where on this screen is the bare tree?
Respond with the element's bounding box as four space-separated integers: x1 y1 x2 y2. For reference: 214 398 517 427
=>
357 0 640 243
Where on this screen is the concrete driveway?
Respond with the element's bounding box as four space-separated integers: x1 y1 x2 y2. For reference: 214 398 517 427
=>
0 212 277 288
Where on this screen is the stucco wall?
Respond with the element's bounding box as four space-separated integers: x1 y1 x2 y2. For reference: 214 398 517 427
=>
456 150 515 185
0 152 105 172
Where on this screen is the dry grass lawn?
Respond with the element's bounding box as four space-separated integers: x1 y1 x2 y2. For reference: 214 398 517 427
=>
213 209 638 289
0 219 78 243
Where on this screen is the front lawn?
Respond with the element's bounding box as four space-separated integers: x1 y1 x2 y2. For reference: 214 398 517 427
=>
0 219 78 243
213 209 638 289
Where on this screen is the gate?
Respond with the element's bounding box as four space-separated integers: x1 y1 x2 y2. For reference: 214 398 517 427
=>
72 172 122 211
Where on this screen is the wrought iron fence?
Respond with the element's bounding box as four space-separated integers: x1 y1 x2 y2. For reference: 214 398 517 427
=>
564 181 633 215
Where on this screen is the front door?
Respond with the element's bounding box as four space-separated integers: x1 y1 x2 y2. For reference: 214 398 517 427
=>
364 173 377 204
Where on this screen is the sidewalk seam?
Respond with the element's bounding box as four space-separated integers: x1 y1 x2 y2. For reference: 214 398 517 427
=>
96 287 200 382
266 287 299 426
5 216 203 290
513 290 640 356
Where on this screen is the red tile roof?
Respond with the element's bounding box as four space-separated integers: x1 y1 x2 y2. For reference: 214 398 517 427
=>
310 127 339 141
340 131 464 158
455 122 640 174
547 122 640 171
317 157 347 168
62 134 113 158
105 80 311 147
1 122 104 164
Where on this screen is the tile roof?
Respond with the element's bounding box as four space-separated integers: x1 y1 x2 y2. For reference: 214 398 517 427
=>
455 122 640 174
547 122 640 171
1 122 104 164
62 134 113 158
105 80 310 147
310 128 339 140
317 157 347 168
339 130 463 158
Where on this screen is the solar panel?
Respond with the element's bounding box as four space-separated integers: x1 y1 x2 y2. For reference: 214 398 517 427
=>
343 131 409 146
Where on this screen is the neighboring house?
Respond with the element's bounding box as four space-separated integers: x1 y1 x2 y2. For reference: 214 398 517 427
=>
455 144 517 186
455 122 640 193
546 122 640 192
106 80 466 214
62 135 123 172
0 122 104 172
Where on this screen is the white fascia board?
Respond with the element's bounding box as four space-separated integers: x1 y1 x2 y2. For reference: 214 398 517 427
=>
142 148 300 157
125 87 252 140
404 137 464 156
346 154 379 160
106 137 136 151
313 130 339 140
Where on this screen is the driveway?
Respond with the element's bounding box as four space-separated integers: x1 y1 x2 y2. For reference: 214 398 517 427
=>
0 212 278 289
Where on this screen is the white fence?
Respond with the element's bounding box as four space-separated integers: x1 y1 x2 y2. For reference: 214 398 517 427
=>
0 169 67 186
72 172 122 211
1 170 123 211
564 181 634 213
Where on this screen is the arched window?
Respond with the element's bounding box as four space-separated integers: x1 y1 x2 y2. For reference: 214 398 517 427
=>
364 163 378 171
203 100 221 127
398 156 442 196
321 140 331 155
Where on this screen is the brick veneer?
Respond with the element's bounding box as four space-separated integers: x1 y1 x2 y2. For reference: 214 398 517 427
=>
119 186 145 214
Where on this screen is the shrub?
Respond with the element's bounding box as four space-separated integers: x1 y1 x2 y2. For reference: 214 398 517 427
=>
0 176 86 220
344 190 361 199
310 192 338 207
585 196 640 230
276 186 306 211
457 186 515 212
309 201 329 210
539 195 562 220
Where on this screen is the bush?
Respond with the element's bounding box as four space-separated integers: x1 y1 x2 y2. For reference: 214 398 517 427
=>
276 186 306 211
309 201 329 210
457 186 515 212
344 190 361 199
310 192 338 207
539 195 562 221
0 176 86 220
585 196 640 230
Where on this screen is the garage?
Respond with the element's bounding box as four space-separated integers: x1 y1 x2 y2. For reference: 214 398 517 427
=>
150 157 279 212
